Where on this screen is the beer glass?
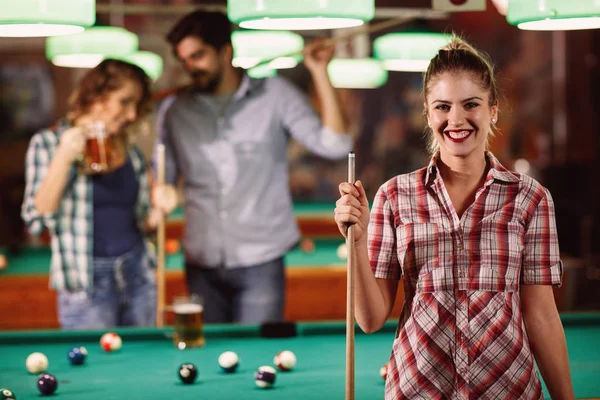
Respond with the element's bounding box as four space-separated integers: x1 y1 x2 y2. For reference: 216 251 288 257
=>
171 295 205 349
79 121 126 175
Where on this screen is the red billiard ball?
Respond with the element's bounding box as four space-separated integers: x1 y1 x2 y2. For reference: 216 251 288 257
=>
165 239 180 255
300 238 315 253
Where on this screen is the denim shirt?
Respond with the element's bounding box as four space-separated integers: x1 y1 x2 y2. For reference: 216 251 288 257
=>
156 74 353 268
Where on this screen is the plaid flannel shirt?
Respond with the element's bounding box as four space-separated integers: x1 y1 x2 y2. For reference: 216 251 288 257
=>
21 121 154 291
369 152 562 400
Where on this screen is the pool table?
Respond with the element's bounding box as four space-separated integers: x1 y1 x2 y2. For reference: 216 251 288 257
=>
1 315 599 399
0 239 406 329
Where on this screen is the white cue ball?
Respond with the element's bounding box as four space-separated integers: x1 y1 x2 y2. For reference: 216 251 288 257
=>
26 352 49 374
337 243 348 260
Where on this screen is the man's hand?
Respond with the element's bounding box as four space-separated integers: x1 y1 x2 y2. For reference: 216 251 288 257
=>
152 184 178 215
303 37 335 74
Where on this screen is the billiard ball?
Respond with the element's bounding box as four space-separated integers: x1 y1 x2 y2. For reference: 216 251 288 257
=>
337 243 348 260
273 350 296 371
300 238 315 253
68 346 87 365
100 332 122 352
37 373 58 395
165 239 180 254
218 351 239 373
380 362 389 381
255 366 276 388
0 255 7 270
25 352 48 374
0 388 16 400
178 363 197 384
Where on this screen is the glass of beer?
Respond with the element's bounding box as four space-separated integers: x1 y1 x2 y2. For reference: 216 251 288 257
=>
79 121 126 175
172 295 205 349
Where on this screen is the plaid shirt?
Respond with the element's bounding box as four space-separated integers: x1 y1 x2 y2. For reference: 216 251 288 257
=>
369 152 562 400
21 121 154 292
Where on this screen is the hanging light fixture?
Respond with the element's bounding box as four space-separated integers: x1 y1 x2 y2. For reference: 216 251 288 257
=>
232 30 304 70
46 27 139 68
327 59 388 89
117 51 164 81
374 32 451 72
247 63 278 79
0 0 95 37
507 0 600 31
228 0 375 30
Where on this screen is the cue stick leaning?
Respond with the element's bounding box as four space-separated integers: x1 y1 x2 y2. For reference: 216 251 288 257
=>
346 152 356 400
156 144 166 328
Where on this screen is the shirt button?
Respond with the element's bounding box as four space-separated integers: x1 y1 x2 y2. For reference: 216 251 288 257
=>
456 241 463 250
222 187 229 195
220 211 228 219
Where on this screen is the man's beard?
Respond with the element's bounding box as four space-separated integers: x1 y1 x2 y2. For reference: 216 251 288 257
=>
191 70 221 94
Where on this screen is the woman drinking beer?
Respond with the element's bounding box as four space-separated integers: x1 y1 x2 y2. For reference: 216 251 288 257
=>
22 59 160 330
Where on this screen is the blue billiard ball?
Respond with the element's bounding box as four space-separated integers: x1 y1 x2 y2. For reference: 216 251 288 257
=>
67 346 87 365
37 373 58 395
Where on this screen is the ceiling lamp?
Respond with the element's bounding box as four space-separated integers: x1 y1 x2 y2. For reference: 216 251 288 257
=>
0 0 95 37
374 32 452 72
232 30 304 70
46 27 139 68
228 0 375 30
507 0 600 31
327 59 388 89
117 51 164 81
248 63 278 79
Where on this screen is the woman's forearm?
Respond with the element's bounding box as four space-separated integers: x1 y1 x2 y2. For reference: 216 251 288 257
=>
34 151 74 214
524 307 575 399
354 240 397 333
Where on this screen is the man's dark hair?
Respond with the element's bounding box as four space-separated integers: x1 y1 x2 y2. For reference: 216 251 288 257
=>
167 10 232 51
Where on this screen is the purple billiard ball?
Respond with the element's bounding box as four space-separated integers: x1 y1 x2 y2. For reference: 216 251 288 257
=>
255 366 277 389
37 373 58 395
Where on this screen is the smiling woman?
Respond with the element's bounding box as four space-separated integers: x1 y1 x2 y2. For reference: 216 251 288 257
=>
333 35 576 399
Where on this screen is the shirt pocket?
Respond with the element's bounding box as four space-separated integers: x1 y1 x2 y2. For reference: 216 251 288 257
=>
397 223 444 284
479 220 524 291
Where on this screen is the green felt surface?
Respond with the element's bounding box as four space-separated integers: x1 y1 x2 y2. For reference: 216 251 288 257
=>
0 239 346 276
0 315 599 399
168 203 334 220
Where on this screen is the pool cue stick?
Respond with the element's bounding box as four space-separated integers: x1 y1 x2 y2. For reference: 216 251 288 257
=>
156 144 166 327
346 151 356 400
151 17 411 102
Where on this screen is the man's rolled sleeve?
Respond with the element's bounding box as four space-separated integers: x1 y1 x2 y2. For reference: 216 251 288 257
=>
521 188 563 287
276 76 352 159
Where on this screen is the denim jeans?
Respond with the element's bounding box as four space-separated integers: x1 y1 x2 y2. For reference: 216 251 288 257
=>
185 257 285 324
58 243 156 330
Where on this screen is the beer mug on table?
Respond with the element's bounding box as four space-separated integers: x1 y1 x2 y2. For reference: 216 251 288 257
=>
171 295 205 349
79 121 126 175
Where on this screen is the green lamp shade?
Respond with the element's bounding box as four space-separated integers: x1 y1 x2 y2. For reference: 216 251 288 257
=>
327 58 387 89
247 63 278 79
374 32 452 72
117 51 164 81
46 27 139 68
507 0 600 30
0 0 95 37
232 30 304 69
228 0 375 30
